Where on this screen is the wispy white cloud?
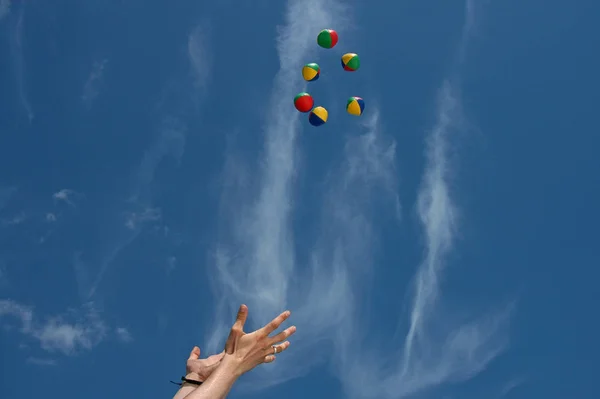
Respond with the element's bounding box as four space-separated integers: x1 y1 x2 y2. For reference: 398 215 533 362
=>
129 117 186 202
188 24 210 89
0 298 33 332
333 81 510 399
36 318 105 355
334 4 510 399
0 299 112 355
46 212 57 222
1 212 26 226
497 377 525 398
53 189 81 206
82 59 108 107
125 207 161 230
83 232 139 299
115 327 133 343
9 5 33 122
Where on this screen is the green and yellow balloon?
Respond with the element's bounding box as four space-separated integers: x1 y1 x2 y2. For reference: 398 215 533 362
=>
302 63 320 81
346 96 365 116
341 53 360 72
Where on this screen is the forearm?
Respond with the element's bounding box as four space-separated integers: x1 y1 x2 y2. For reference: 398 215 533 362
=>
172 374 202 399
183 357 240 399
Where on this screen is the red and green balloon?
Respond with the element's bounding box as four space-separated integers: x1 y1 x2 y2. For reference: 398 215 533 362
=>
294 92 314 113
317 29 338 49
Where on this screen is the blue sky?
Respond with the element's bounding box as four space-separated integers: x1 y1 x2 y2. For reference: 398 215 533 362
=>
1 0 599 398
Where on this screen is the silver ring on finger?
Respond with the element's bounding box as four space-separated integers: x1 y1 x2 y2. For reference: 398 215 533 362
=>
272 345 279 355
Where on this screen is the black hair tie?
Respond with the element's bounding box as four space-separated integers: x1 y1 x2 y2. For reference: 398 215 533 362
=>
170 376 203 386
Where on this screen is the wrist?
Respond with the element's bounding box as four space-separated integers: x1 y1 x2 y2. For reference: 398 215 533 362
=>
174 373 203 390
219 354 243 379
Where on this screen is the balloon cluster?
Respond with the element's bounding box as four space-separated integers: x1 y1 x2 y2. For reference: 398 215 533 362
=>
293 29 365 127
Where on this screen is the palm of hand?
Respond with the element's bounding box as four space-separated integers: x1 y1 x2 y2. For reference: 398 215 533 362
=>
186 346 225 381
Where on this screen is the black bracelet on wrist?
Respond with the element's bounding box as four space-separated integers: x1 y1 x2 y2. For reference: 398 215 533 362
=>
169 376 203 386
182 376 203 385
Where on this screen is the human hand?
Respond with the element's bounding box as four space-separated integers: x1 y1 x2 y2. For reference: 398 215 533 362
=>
222 304 296 376
185 346 225 382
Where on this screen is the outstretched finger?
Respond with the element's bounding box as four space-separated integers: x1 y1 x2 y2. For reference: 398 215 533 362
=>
263 355 276 363
276 341 291 353
268 326 296 345
260 310 291 336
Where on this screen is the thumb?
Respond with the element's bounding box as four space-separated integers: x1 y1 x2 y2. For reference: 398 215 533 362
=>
188 346 201 360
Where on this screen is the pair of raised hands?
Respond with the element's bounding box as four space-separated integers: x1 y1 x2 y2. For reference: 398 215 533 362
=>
186 305 296 381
